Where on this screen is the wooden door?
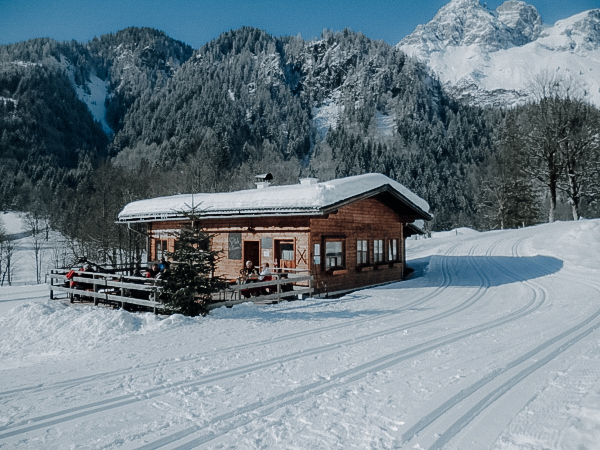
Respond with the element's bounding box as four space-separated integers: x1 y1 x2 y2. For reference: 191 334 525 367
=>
243 241 260 268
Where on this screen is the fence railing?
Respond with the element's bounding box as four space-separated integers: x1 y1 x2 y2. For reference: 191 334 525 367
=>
209 272 313 309
47 269 313 312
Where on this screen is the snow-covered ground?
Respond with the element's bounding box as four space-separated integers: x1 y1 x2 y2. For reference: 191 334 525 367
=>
1 219 600 448
0 212 68 287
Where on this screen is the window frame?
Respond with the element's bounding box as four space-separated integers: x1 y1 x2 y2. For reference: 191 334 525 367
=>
323 237 346 271
373 239 385 264
313 243 321 267
155 239 168 261
388 239 398 262
357 239 369 266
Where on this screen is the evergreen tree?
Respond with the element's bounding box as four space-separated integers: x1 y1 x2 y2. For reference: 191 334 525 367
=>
160 211 226 316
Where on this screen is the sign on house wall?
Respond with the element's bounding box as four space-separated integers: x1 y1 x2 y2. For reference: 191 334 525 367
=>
228 233 242 260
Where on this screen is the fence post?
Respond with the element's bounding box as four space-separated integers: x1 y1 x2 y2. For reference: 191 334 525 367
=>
276 274 282 303
49 270 54 300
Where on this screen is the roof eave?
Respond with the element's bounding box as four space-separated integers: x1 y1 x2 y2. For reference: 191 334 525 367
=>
117 209 324 223
405 223 426 237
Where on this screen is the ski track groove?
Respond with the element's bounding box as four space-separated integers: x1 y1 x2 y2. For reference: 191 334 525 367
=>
143 289 541 448
0 243 464 402
429 302 600 449
0 243 488 440
131 239 554 449
1 237 542 447
403 234 600 449
0 293 49 303
0 243 474 440
3 231 592 448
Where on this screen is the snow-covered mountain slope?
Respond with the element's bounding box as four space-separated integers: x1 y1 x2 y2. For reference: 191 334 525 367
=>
398 0 600 108
74 74 111 135
1 219 600 448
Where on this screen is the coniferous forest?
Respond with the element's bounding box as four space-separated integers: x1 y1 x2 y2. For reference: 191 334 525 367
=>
1 27 599 267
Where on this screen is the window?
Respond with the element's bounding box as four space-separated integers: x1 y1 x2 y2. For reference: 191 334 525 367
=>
276 240 295 269
313 243 321 266
280 243 294 261
155 240 167 260
373 239 384 263
389 239 398 261
357 240 368 265
325 240 344 270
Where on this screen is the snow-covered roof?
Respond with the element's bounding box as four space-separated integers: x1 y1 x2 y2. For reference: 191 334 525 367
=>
117 173 432 223
406 220 426 237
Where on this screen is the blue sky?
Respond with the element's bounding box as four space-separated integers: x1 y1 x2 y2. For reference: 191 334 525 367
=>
0 0 598 48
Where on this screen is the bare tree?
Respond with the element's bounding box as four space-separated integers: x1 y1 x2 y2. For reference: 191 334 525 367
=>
26 211 46 284
0 218 6 283
520 73 599 222
556 100 600 220
0 236 17 286
50 235 72 271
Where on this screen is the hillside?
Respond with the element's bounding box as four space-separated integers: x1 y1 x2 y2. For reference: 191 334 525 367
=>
1 219 600 448
0 26 500 231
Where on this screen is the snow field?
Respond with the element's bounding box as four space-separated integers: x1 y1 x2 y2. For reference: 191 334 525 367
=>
0 220 600 448
0 212 67 287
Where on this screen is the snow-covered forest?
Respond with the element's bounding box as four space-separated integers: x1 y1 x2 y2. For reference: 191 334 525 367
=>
1 24 599 272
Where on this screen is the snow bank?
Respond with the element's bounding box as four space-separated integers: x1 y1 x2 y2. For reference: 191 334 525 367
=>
521 219 600 270
0 302 195 366
0 211 25 235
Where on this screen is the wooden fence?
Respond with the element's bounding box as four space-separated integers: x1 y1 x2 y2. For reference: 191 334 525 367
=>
47 269 313 312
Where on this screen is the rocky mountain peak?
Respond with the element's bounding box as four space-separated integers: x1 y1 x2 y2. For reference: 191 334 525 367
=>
399 0 543 52
397 0 600 109
496 1 543 44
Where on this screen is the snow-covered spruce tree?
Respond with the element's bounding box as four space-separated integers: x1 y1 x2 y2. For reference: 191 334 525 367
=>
159 212 226 316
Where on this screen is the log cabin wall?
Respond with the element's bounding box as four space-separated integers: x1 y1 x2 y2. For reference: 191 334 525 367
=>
147 196 410 294
148 217 311 280
309 198 405 294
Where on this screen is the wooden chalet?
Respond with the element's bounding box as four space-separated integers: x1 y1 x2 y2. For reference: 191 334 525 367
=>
117 173 432 297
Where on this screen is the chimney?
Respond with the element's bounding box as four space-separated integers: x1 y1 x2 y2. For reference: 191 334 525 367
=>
255 173 273 189
299 177 319 186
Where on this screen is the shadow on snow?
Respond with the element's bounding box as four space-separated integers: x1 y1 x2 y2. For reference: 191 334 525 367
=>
210 256 563 320
381 255 563 289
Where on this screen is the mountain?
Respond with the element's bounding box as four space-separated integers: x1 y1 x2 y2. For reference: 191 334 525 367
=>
0 27 502 230
397 0 600 108
0 30 193 207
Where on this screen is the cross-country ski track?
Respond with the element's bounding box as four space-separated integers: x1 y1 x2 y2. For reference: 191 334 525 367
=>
1 219 600 449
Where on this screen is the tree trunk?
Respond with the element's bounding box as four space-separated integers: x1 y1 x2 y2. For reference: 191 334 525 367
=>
548 181 557 223
568 171 580 221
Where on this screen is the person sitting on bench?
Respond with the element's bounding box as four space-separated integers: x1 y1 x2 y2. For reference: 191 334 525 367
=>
258 263 274 295
240 260 258 278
